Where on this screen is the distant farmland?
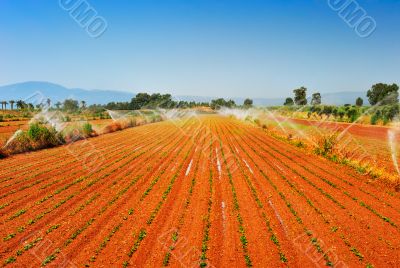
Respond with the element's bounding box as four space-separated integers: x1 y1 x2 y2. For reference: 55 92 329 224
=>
1 115 399 267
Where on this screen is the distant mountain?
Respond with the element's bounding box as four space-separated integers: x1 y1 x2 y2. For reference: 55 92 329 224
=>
0 81 135 105
0 81 367 106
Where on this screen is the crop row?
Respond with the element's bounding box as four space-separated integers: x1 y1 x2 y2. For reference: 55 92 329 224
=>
84 125 200 266
219 127 289 263
1 124 190 265
162 137 203 266
121 132 201 266
226 121 376 265
43 126 195 265
222 122 336 266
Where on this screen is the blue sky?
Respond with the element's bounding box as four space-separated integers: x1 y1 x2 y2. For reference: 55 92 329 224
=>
0 0 399 98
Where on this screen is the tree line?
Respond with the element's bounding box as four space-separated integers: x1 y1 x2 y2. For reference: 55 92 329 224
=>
283 83 400 124
0 93 254 112
284 83 399 107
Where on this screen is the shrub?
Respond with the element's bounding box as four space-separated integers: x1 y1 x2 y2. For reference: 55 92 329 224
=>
0 115 3 122
370 113 379 125
27 123 60 149
3 124 62 155
27 123 43 141
314 134 338 156
82 123 94 137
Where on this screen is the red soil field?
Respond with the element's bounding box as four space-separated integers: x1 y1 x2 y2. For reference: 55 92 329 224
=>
266 115 400 175
275 116 396 141
1 115 399 267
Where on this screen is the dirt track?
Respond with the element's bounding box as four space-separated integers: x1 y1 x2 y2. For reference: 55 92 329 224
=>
1 115 399 267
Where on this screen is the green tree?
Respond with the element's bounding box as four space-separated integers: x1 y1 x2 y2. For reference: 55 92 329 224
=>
311 93 321 105
338 108 345 120
332 108 338 118
131 93 151 110
243 98 253 107
284 97 294 106
16 100 26 110
346 107 359 122
367 83 399 105
383 105 399 121
355 97 363 107
63 99 79 111
293 87 307 105
322 106 334 118
210 98 236 110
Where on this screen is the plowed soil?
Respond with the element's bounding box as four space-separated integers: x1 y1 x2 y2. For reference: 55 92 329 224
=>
266 115 400 175
1 115 399 267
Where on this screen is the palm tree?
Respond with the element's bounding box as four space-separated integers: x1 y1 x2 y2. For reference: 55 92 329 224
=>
9 100 15 110
81 101 86 109
47 98 51 108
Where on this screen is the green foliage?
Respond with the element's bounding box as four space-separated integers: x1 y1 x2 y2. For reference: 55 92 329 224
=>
315 134 338 156
8 209 26 221
82 123 94 137
104 92 208 110
311 92 321 105
4 256 16 264
370 105 399 125
42 254 56 266
210 98 236 110
3 233 16 241
346 107 359 122
46 224 61 234
283 97 294 106
367 83 399 106
128 229 147 257
355 97 363 107
27 123 60 148
63 99 79 111
243 98 253 107
293 86 307 105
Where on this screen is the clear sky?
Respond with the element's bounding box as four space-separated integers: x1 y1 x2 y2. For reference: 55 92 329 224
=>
0 0 399 98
